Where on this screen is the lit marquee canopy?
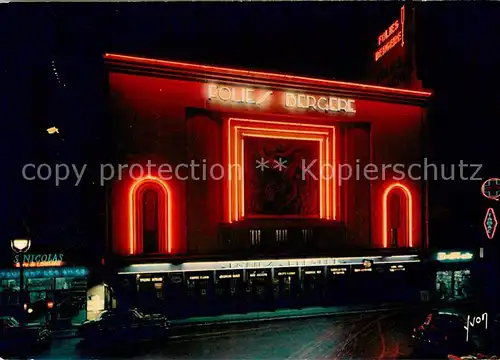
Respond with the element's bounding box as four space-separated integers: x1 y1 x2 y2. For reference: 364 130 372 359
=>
118 255 420 275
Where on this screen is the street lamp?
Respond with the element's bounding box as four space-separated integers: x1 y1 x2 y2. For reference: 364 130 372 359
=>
11 238 31 253
11 238 31 327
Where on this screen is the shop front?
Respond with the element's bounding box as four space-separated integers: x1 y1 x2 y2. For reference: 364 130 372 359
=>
116 254 421 318
431 250 475 303
0 252 89 327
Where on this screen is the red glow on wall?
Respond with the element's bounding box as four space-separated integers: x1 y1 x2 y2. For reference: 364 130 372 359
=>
382 183 413 248
227 118 336 223
129 176 172 255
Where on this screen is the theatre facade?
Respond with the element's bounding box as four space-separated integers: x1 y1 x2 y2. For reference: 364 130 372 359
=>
105 53 432 315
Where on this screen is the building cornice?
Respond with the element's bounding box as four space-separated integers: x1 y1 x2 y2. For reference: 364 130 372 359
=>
104 53 432 107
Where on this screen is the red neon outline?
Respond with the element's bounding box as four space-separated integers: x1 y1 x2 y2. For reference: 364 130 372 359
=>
104 53 432 97
400 5 405 47
232 122 334 221
129 176 172 255
228 118 336 223
382 183 413 248
484 207 498 240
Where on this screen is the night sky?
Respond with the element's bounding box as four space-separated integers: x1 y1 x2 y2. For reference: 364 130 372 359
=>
1 3 499 260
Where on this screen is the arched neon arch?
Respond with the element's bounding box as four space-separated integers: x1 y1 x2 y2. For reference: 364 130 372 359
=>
128 176 172 255
382 183 413 248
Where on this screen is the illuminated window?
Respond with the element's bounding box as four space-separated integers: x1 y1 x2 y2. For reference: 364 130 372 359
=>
129 177 172 255
250 229 261 246
382 183 413 248
276 229 288 243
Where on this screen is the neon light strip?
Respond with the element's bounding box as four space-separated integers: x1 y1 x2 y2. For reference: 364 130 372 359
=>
118 255 420 274
129 176 172 255
228 118 336 222
104 53 432 97
238 132 324 220
400 5 405 47
484 207 497 239
382 183 413 248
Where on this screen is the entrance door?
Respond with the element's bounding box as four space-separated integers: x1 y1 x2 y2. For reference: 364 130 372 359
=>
276 269 299 308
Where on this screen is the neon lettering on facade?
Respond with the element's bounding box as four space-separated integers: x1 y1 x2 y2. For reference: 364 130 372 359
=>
284 93 356 114
13 253 64 268
374 6 405 62
382 183 413 248
207 84 273 106
129 176 172 255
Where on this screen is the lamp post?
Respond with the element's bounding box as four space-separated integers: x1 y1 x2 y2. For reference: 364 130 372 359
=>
11 238 31 327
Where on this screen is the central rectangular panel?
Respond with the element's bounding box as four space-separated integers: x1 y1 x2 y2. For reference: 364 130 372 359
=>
243 137 320 218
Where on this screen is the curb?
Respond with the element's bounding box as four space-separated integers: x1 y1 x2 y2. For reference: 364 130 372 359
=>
171 305 409 329
51 304 424 339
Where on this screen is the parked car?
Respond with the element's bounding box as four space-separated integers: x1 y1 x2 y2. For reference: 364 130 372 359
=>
411 310 477 358
0 316 52 357
79 309 170 348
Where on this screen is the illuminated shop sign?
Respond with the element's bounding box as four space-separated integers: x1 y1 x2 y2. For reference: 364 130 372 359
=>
120 255 420 275
389 265 406 272
0 267 88 279
284 93 356 114
207 84 273 106
304 270 322 275
277 271 296 276
484 207 498 239
329 267 348 275
436 251 473 262
206 84 356 114
189 275 210 280
139 277 163 283
218 273 241 279
13 253 64 268
481 178 500 201
249 271 268 278
375 6 405 62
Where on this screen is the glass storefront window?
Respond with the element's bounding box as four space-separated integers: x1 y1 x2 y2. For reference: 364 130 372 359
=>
436 269 472 301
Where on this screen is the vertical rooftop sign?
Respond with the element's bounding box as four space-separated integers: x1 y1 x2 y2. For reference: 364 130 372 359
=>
370 2 422 90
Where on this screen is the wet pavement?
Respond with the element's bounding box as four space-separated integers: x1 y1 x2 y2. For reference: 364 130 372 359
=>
32 309 422 359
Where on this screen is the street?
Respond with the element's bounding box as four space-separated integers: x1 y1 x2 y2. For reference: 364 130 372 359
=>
34 309 421 359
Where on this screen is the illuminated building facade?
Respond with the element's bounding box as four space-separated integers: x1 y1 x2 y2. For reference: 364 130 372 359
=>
105 53 432 315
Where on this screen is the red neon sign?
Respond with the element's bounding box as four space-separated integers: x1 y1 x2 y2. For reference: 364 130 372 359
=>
375 6 405 62
128 176 172 255
382 183 413 248
484 207 498 239
481 178 500 201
